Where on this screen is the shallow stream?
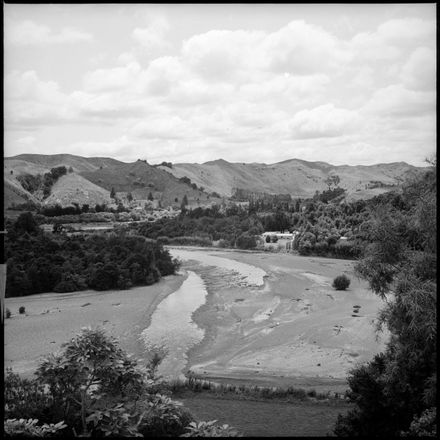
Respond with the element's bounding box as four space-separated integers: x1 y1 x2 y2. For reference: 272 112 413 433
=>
140 248 267 379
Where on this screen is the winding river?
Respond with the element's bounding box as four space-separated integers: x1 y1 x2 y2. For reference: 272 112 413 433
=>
140 270 208 380
140 248 267 379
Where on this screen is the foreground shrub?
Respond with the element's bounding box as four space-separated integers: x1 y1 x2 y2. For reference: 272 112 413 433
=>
6 308 11 318
332 274 351 290
36 327 145 436
181 420 241 437
138 394 193 437
4 418 67 438
401 407 436 437
86 403 143 437
4 369 57 423
5 328 242 438
18 306 25 314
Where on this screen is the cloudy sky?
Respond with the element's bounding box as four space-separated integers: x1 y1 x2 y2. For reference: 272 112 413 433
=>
4 3 436 166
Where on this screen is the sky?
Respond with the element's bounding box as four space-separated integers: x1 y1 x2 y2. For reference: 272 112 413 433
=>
3 3 437 166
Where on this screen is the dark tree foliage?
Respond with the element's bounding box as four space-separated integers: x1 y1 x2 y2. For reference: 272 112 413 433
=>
4 214 178 297
334 161 437 437
138 205 263 248
332 274 351 290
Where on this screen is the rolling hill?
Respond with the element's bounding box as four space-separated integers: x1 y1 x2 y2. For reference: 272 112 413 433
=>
160 158 424 200
4 153 425 210
80 160 214 207
8 154 123 173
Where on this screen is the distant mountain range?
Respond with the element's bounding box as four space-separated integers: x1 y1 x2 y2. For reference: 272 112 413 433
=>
3 153 425 210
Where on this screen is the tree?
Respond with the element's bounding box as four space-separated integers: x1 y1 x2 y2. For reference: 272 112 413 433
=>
181 195 188 211
13 212 40 235
236 233 257 249
325 174 340 191
334 160 436 436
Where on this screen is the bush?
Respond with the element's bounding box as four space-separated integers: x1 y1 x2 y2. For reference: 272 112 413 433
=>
18 306 25 314
332 274 351 290
181 420 241 437
235 233 257 250
138 394 194 437
4 369 58 424
6 308 11 318
4 418 67 438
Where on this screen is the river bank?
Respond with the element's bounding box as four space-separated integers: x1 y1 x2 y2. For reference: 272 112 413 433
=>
4 273 187 378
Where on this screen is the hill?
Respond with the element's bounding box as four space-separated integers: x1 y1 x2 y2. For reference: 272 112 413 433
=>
80 159 215 207
160 159 424 200
43 173 112 208
4 154 425 210
7 154 123 173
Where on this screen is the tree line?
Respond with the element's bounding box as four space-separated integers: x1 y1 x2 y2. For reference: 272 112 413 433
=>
4 212 179 297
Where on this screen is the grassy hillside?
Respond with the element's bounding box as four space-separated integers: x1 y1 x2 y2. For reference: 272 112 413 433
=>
43 173 112 208
81 160 216 207
161 159 424 200
3 179 40 210
6 154 123 173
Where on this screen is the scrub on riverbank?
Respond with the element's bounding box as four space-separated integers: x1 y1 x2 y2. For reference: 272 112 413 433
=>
4 273 187 378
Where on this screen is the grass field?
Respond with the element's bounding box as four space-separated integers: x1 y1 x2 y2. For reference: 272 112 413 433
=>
178 392 351 437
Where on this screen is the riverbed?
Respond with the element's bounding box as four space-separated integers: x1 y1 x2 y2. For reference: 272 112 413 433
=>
167 247 388 392
4 247 387 393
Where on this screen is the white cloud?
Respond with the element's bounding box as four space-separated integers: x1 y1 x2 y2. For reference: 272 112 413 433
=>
290 104 361 139
350 18 436 64
182 29 264 82
132 15 171 53
362 84 436 117
3 7 436 166
17 135 36 145
261 20 348 74
400 47 436 91
83 62 142 92
5 19 93 45
131 116 191 139
4 70 69 126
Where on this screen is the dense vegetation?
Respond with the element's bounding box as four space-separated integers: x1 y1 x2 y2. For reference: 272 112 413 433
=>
4 212 179 297
135 190 398 258
4 328 240 437
137 204 263 249
333 160 437 436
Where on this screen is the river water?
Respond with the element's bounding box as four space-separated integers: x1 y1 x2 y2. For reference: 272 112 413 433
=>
140 270 208 380
140 248 267 380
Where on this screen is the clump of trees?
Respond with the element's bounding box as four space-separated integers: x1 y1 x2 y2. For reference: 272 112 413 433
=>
137 204 263 249
4 213 179 297
4 328 241 437
333 158 437 436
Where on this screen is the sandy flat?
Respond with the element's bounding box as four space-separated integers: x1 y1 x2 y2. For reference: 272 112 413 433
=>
177 249 389 393
4 274 186 378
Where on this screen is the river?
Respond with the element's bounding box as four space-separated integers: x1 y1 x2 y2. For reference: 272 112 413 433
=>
140 247 267 380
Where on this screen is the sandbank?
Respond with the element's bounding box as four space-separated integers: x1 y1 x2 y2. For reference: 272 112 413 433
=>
4 273 186 378
176 248 388 393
